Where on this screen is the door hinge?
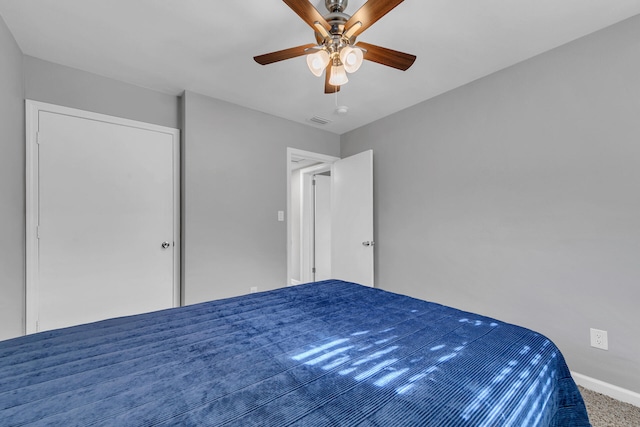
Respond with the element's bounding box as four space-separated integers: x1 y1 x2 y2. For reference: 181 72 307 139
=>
36 132 42 145
312 267 316 273
36 226 41 239
312 179 316 186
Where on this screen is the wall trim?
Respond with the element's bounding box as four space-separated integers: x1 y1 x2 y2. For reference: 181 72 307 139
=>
572 371 640 408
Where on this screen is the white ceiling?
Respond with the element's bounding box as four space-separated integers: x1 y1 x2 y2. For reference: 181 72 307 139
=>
1 1 639 134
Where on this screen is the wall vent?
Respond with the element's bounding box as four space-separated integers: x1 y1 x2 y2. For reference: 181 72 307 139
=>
309 116 332 125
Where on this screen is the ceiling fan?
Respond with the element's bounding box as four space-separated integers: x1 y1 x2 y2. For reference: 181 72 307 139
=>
254 0 416 94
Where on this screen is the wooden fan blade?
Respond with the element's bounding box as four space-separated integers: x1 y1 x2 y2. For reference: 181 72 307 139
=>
254 44 316 65
283 0 332 33
357 41 416 71
324 64 340 94
344 0 404 38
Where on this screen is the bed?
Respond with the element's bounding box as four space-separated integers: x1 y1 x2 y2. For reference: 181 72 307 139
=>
1 280 590 426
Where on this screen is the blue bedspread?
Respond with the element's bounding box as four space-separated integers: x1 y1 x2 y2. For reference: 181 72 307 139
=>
0 280 590 426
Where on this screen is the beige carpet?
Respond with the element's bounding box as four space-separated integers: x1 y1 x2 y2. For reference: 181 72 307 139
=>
579 386 640 427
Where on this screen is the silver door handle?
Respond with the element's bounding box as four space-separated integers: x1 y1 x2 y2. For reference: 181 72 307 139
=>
362 241 375 247
161 241 171 249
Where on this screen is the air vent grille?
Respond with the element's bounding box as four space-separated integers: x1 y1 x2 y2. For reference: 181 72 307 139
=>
309 116 332 125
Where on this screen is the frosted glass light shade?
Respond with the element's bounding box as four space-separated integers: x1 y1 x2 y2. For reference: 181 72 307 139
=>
339 46 363 73
329 65 348 86
306 50 330 77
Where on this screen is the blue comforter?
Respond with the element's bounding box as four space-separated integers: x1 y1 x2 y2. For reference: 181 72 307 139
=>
0 280 590 426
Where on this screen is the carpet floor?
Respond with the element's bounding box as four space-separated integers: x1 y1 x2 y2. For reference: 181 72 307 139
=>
579 386 640 427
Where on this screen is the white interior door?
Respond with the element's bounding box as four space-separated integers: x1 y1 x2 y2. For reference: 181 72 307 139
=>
314 174 332 281
26 101 180 333
297 162 334 284
331 150 374 287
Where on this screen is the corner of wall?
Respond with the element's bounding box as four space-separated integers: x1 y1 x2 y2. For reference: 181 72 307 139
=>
0 13 27 339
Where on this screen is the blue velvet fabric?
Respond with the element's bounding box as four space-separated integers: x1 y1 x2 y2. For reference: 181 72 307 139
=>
0 280 590 426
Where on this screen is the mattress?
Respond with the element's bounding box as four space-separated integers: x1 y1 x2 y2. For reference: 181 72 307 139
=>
0 280 590 426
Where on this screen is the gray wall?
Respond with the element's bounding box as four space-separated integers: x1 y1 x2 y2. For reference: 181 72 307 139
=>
182 91 340 304
24 56 180 129
342 15 640 393
0 16 25 340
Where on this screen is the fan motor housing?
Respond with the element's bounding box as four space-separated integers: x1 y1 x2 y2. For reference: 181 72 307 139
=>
325 0 348 13
316 1 351 42
326 12 349 35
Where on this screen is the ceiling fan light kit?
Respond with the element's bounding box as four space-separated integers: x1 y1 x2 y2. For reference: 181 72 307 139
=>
329 63 349 86
307 50 330 76
254 0 416 94
340 46 364 73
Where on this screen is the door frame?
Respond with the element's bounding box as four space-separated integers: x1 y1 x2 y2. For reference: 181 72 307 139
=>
25 100 181 334
286 148 338 286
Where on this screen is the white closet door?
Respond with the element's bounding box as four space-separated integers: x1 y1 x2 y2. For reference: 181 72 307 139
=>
27 102 179 333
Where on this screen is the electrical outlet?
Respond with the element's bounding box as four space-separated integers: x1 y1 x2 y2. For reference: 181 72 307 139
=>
590 328 608 350
250 286 258 293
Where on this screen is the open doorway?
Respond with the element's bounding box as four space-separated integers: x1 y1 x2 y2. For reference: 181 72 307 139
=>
287 148 375 288
287 148 338 286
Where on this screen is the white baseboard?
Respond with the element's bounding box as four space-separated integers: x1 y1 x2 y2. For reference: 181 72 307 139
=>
572 371 640 408
290 279 301 286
